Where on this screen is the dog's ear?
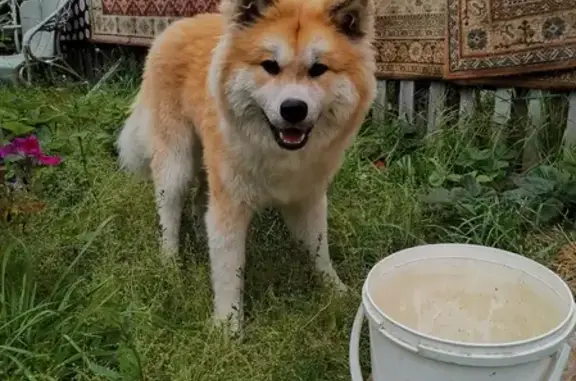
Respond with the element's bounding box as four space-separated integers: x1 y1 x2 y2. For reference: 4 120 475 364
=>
220 0 275 28
329 0 374 40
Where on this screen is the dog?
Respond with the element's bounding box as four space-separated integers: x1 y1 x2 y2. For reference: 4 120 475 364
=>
116 0 377 332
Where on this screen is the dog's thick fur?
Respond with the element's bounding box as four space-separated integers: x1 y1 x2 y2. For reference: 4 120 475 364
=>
117 0 376 331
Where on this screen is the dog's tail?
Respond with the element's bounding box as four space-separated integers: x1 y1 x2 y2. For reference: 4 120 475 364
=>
116 93 153 179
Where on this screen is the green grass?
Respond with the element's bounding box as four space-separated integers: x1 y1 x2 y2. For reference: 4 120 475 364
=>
1 83 576 380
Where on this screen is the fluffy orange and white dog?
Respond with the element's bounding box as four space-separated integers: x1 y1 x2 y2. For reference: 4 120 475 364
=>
117 0 376 331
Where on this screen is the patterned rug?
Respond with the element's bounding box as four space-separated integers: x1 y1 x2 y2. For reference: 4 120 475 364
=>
87 0 447 78
89 0 218 45
445 0 576 80
373 0 445 79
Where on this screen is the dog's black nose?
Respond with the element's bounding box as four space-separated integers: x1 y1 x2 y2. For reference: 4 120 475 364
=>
280 99 308 124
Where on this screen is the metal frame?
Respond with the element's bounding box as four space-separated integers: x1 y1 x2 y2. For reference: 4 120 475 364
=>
0 0 83 85
18 0 82 84
0 0 21 52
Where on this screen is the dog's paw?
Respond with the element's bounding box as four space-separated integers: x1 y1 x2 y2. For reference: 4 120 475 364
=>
333 279 349 295
322 275 349 296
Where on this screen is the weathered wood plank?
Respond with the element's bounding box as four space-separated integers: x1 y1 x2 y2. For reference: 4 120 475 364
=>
523 90 544 170
492 88 514 125
492 88 514 143
398 80 415 125
427 81 446 134
459 87 476 121
373 80 387 124
564 92 576 153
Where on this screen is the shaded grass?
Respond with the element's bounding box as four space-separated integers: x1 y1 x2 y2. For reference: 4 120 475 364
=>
1 84 575 380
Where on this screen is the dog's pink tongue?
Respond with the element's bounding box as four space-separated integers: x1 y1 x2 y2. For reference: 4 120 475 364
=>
281 129 304 143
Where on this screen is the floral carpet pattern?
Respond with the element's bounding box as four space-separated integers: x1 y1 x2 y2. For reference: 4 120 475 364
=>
89 0 218 45
85 0 576 88
373 0 445 79
446 0 576 79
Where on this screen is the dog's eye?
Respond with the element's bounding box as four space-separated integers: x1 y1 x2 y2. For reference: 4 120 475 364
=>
308 63 328 78
261 60 281 75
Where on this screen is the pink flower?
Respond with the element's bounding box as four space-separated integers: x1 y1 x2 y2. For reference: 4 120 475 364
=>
0 134 61 166
36 154 61 166
13 135 41 156
0 143 16 158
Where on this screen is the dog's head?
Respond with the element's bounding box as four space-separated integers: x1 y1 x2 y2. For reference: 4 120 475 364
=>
210 0 376 151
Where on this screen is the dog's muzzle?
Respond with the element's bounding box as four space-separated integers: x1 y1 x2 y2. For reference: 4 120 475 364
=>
265 99 313 150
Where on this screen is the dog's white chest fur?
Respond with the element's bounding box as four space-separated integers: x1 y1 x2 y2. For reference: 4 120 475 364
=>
220 143 330 207
213 117 336 207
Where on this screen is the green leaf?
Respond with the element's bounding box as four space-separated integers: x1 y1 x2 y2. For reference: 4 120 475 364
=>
454 151 475 168
469 148 491 161
494 160 510 170
34 106 67 125
537 198 564 223
427 158 446 173
422 187 454 204
87 362 122 380
95 132 111 140
451 187 472 200
564 180 576 198
502 187 534 202
428 171 445 187
0 108 18 121
456 201 477 215
117 343 141 380
460 173 482 197
513 175 555 195
475 174 492 183
446 173 462 182
70 131 89 140
534 165 561 179
2 155 25 163
1 121 35 136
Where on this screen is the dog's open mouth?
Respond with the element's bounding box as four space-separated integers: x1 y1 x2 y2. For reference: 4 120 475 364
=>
265 118 311 150
274 127 311 150
279 128 308 146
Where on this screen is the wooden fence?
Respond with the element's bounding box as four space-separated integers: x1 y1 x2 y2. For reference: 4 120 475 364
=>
373 79 576 168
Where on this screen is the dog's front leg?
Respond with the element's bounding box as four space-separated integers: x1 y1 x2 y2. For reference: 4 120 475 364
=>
205 191 252 332
281 193 347 293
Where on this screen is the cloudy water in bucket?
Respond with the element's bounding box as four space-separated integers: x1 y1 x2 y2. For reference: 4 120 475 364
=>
369 257 566 343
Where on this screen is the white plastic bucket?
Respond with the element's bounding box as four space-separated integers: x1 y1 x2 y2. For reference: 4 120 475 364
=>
350 243 576 381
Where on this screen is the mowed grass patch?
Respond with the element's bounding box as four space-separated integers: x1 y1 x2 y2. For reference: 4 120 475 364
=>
1 84 576 380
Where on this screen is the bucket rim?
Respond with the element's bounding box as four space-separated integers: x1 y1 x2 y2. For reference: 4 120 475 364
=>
364 243 576 349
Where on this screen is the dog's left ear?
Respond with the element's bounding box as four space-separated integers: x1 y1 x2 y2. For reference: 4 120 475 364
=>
220 0 275 28
329 0 374 40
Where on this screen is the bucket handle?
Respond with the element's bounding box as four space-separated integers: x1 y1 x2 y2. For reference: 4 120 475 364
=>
350 304 417 381
350 305 365 381
548 343 572 381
